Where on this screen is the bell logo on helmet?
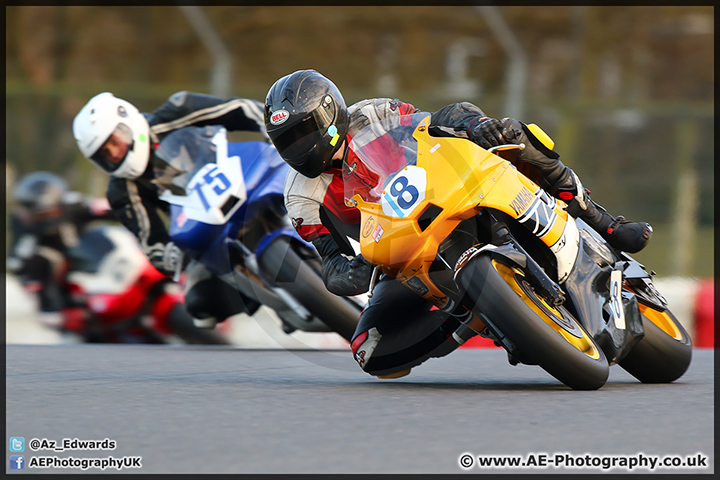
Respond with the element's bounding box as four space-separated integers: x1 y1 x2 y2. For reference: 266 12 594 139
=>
270 109 289 125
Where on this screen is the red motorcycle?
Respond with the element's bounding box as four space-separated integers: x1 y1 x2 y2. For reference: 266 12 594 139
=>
60 225 230 345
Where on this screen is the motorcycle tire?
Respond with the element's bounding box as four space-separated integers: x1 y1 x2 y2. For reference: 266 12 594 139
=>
457 255 609 390
166 304 232 345
257 237 360 342
618 305 691 383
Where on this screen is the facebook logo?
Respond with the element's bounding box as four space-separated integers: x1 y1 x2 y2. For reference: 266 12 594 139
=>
9 437 25 452
9 455 24 470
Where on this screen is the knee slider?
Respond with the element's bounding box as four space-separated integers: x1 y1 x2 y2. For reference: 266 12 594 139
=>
350 327 382 372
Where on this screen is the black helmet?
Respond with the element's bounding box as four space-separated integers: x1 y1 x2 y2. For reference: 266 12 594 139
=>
265 69 348 178
13 171 69 234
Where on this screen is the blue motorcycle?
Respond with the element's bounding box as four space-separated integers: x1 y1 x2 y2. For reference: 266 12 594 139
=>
154 126 361 342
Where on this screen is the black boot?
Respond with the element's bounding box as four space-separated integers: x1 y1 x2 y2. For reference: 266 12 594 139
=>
500 118 653 254
568 193 653 254
545 168 653 253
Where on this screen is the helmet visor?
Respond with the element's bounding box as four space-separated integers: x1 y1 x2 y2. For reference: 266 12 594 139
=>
16 204 62 225
90 123 134 173
269 110 332 162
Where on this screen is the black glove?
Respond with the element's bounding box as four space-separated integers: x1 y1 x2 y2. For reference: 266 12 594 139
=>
146 241 183 276
311 233 374 296
468 116 505 149
326 254 373 297
499 117 524 144
500 117 560 161
348 254 373 288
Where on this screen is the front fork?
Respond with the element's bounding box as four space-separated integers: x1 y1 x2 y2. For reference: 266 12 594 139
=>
445 212 569 348
367 266 381 298
489 212 566 307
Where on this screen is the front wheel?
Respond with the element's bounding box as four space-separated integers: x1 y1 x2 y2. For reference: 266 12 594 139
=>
257 237 361 342
456 255 609 390
618 302 692 383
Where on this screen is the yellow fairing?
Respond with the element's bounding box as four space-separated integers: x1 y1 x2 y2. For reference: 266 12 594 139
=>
352 116 569 304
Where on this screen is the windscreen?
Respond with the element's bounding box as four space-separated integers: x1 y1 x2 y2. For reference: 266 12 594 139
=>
343 112 430 204
153 126 222 195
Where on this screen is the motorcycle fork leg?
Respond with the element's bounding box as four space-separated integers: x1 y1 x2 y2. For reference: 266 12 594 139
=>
490 214 565 307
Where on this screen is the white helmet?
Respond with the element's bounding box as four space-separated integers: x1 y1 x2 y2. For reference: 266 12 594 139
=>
72 92 151 179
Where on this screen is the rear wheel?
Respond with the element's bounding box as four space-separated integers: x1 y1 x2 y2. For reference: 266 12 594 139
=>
257 237 361 342
457 255 609 390
619 302 692 383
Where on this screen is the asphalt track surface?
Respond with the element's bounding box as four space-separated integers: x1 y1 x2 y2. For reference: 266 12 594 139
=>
5 344 714 475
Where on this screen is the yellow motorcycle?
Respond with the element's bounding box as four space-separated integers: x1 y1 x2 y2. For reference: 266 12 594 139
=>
344 112 691 390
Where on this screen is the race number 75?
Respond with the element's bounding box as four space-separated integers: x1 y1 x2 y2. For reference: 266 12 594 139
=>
192 166 231 211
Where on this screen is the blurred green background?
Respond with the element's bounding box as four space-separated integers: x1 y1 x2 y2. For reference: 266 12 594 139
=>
5 5 714 278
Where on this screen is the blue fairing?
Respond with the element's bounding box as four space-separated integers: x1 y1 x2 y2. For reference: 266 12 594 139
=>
227 141 288 237
168 140 293 275
255 226 309 260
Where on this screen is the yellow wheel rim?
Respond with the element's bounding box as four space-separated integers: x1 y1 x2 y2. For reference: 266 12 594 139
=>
492 260 601 360
638 303 684 341
624 285 685 341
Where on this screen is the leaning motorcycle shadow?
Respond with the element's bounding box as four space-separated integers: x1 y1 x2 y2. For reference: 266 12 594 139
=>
349 375 679 392
354 380 571 392
149 347 692 390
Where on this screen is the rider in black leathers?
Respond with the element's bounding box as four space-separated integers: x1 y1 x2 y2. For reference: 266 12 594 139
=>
72 91 268 327
264 69 653 378
8 171 115 335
